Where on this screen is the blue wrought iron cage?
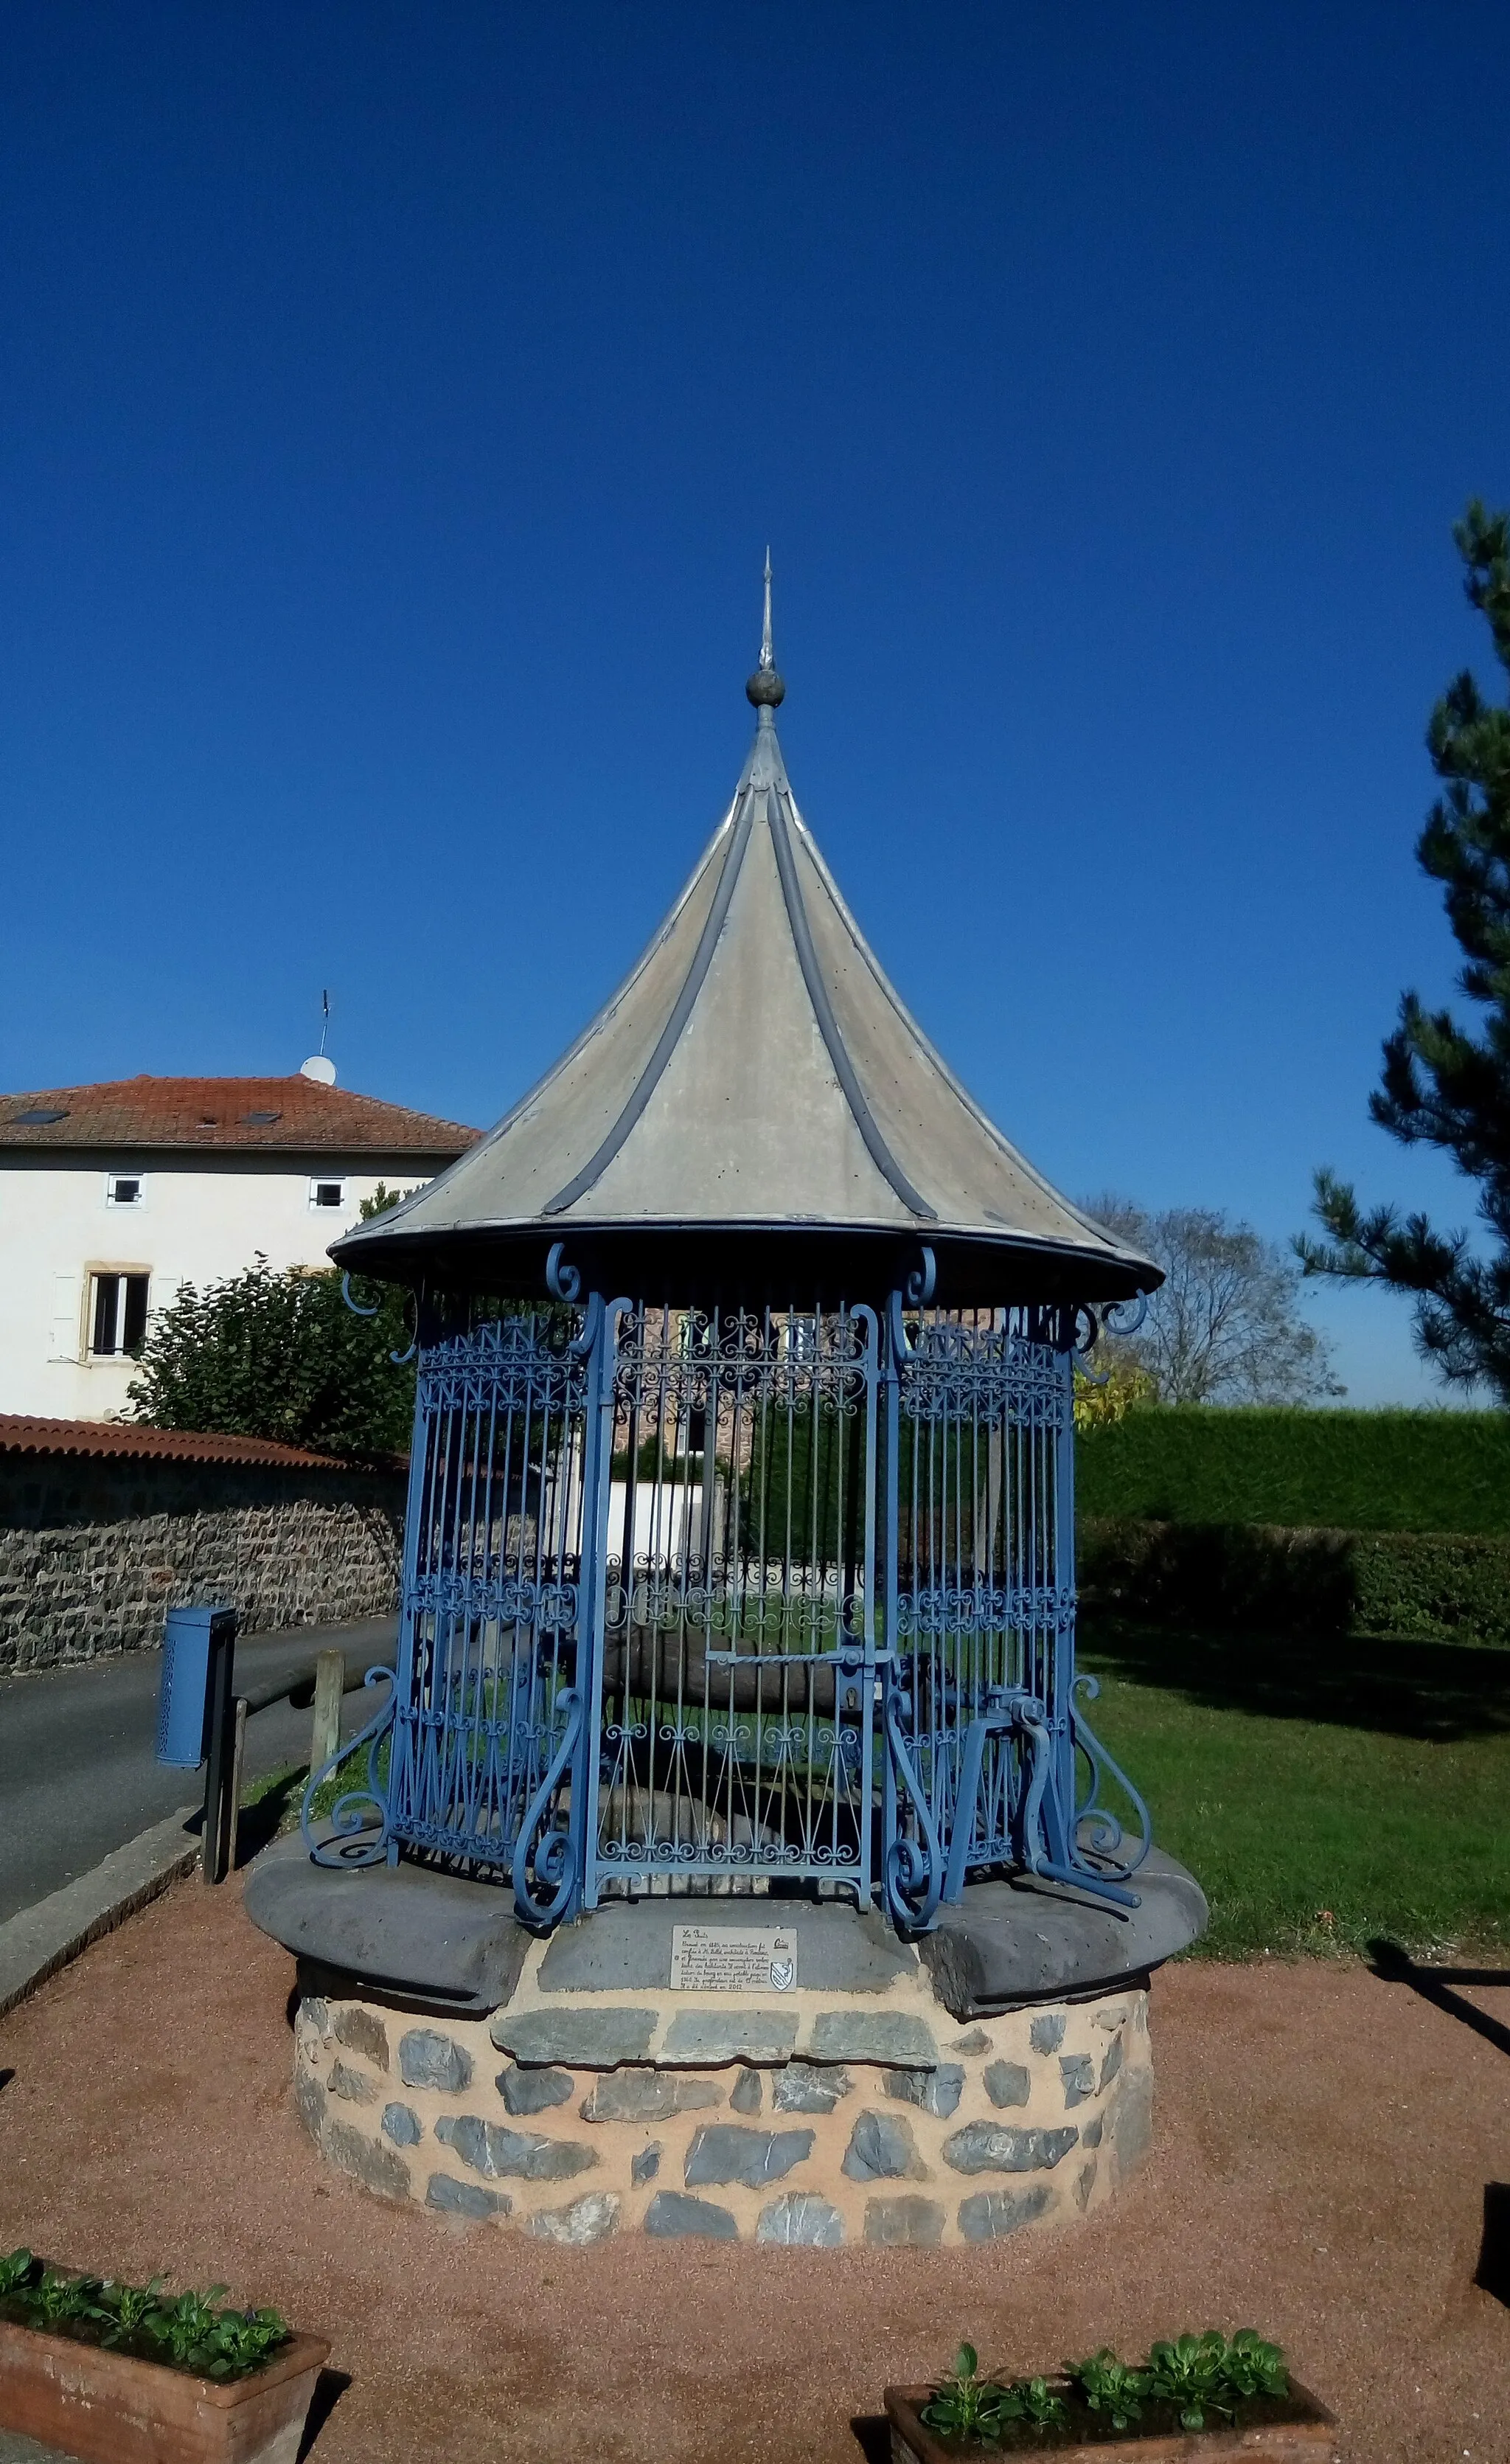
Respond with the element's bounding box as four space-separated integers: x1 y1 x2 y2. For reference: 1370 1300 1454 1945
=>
306 1251 1150 1932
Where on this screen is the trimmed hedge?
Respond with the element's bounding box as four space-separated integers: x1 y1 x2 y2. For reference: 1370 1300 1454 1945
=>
1080 1517 1510 1646
1076 1407 1510 1534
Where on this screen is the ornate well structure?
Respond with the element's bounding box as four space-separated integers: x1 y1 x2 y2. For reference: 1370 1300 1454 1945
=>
247 574 1206 2246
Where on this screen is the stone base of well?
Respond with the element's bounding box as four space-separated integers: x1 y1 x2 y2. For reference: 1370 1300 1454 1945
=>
288 1948 1154 2246
249 1838 1205 2246
293 1985 1150 2245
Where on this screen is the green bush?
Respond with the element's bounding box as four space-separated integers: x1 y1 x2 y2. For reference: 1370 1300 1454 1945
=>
128 1257 414 1463
1077 1406 1510 1534
1080 1517 1510 1645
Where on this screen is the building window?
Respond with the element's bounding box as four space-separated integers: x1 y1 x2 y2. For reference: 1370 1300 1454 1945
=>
309 1176 346 1210
106 1172 144 1207
90 1273 150 1358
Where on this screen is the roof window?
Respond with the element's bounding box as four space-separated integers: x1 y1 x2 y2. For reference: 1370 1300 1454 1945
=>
243 1109 282 1125
14 1106 69 1125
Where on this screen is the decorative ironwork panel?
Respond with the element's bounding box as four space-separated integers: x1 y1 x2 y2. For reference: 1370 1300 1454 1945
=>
886 1299 1148 1912
585 1302 880 1905
385 1309 596 1920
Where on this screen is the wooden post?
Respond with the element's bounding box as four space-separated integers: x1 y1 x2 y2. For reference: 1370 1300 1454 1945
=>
310 1648 344 1779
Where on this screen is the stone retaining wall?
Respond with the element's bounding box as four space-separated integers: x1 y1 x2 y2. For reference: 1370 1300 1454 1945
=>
292 1985 1152 2246
0 1454 405 1673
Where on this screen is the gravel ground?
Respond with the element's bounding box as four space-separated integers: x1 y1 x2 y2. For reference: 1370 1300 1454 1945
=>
0 1875 1506 2464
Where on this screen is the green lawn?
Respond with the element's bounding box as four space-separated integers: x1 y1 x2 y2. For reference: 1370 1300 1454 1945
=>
1080 1619 1510 1962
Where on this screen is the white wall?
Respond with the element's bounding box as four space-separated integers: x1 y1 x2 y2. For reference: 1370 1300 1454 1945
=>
0 1152 433 1420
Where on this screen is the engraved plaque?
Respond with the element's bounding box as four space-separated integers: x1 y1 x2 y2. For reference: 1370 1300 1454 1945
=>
669 1924 798 1993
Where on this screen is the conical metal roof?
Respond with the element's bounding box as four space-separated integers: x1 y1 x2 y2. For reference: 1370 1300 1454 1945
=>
335 586 1158 1307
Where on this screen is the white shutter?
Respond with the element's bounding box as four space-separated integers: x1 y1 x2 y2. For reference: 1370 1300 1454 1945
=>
50 1274 80 1361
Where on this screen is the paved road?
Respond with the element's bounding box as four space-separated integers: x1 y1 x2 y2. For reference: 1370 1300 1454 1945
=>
0 1618 397 1925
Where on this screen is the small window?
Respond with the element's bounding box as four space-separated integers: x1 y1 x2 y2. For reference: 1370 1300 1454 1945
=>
106 1173 143 1208
309 1177 346 1210
90 1273 150 1358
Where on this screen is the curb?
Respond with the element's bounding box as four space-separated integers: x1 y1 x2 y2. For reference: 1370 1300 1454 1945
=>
0 1807 201 2024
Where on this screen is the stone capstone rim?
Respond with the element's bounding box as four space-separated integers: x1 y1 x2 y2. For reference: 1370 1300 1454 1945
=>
246 1835 1206 2019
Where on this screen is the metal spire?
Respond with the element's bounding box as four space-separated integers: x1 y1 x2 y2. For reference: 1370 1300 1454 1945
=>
746 549 785 709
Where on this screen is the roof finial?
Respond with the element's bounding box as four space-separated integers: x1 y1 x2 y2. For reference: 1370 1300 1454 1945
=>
746 548 785 709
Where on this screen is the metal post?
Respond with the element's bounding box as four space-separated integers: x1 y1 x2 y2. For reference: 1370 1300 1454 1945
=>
228 1697 248 1873
310 1648 344 1778
201 1610 238 1884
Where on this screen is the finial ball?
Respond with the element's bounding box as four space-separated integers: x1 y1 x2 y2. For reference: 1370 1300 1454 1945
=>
746 667 785 708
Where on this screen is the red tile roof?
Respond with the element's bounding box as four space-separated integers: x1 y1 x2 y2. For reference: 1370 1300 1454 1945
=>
0 1075 481 1156
0 1414 372 1471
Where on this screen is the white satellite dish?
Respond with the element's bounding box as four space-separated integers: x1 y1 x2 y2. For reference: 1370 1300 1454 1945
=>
299 1055 337 1086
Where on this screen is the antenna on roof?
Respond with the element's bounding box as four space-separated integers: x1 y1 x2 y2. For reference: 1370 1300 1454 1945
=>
301 989 337 1086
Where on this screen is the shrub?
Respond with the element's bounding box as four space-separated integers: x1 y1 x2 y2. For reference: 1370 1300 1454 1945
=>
1079 1517 1510 1645
1077 1406 1510 1535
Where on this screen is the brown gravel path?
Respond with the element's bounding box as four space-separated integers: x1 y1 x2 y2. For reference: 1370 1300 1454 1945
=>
0 1875 1506 2464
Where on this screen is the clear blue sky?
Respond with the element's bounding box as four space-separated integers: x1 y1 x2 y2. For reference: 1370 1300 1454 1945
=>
3 3 1507 1403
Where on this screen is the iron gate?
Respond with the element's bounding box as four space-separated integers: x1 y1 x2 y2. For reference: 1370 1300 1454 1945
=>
305 1279 1149 1926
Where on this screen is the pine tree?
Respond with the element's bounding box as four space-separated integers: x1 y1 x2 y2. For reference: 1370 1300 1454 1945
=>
1298 501 1510 1401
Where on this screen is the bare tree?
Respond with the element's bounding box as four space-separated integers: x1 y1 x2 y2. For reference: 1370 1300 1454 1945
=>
1083 1196 1343 1404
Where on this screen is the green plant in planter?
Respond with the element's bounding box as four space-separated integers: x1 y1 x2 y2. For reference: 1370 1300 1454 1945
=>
1219 2330 1289 2401
1144 2333 1237 2429
0 2249 38 2301
195 2306 292 2379
0 2252 290 2381
30 2270 100 2328
143 2285 229 2370
141 2286 290 2381
94 2277 167 2345
920 2349 1071 2443
919 2345 1015 2442
1006 2378 1069 2432
1067 2347 1148 2429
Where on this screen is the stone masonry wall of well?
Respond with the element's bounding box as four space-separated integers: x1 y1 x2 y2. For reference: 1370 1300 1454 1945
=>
292 1984 1153 2248
0 1455 406 1673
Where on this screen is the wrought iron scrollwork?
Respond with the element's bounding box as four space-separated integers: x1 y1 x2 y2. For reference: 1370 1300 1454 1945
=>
301 1667 397 1867
1072 1303 1100 1367
1073 1293 1149 1383
545 1240 582 1302
904 1244 937 1308
341 1269 418 1364
511 1686 585 1926
883 1688 943 1931
1070 1671 1152 1879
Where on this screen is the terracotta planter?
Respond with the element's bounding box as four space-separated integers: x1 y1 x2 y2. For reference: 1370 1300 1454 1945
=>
885 2377 1338 2464
0 2311 330 2464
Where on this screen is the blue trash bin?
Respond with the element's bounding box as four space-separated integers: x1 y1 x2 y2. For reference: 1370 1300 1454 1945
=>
156 1604 234 1768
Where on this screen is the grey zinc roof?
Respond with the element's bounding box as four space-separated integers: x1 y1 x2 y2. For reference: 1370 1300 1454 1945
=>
335 684 1157 1305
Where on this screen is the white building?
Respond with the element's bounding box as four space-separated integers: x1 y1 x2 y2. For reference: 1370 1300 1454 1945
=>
0 1063 478 1420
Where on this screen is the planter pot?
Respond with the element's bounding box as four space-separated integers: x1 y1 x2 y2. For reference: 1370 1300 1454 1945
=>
0 2311 330 2464
886 2377 1338 2464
